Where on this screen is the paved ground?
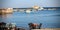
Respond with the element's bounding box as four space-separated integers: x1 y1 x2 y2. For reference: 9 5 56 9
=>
31 28 60 30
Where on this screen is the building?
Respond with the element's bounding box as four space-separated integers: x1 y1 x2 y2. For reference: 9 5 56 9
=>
0 8 13 14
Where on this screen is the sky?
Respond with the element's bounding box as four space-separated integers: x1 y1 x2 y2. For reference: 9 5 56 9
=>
0 0 60 8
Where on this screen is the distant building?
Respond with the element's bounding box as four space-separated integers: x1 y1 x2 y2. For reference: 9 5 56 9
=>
0 8 13 14
33 5 40 10
33 5 44 11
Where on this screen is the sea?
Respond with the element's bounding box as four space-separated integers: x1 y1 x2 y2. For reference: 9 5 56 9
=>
0 9 60 29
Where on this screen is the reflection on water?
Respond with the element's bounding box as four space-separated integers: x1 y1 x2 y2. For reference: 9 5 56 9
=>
0 14 12 22
0 10 60 28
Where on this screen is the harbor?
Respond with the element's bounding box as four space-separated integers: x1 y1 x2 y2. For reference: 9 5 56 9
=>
0 8 60 30
0 0 60 30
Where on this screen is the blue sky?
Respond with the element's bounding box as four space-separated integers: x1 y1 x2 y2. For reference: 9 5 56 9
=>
0 0 60 8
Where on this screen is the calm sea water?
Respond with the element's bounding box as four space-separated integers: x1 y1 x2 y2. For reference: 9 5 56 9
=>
0 10 60 28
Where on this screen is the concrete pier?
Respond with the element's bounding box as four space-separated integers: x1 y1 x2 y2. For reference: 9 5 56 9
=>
32 28 60 30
